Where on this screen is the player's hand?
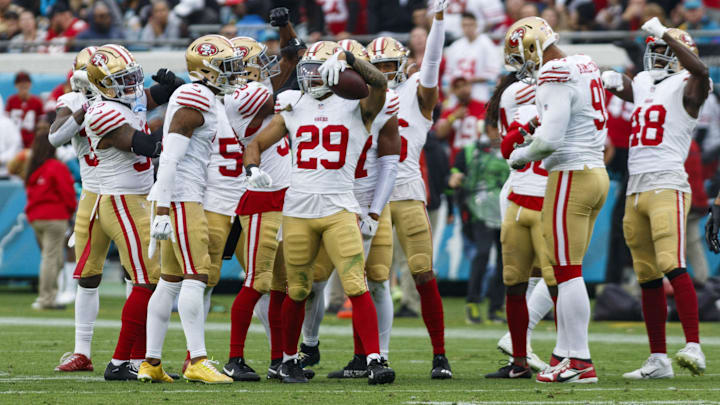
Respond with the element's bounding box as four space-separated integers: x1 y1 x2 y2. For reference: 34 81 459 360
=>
508 148 529 170
149 214 174 258
358 215 379 239
430 0 449 13
68 232 76 248
269 7 290 27
705 203 720 254
247 165 273 188
601 70 624 91
642 17 668 39
152 68 185 94
319 52 348 86
501 128 526 159
70 69 91 93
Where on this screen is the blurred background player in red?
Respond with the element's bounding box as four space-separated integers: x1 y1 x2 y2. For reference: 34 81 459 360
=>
5 71 43 148
436 75 486 166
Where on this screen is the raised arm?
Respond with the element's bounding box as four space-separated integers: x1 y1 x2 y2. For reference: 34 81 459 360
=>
270 7 306 92
417 0 447 119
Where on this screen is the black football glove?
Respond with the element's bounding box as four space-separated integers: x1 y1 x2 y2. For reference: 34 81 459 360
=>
281 37 307 60
149 68 186 106
270 7 290 27
705 203 720 254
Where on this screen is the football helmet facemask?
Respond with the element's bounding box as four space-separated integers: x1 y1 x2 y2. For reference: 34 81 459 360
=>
644 28 698 81
297 41 341 98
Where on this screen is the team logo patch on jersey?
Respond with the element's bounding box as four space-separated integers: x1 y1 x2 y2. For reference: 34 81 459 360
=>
90 53 108 66
509 27 526 48
197 43 219 56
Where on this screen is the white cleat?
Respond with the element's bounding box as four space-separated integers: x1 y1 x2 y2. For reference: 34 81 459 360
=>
623 356 674 380
497 332 548 372
675 344 706 376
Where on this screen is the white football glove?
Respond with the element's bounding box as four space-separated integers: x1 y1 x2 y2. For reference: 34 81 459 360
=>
642 17 668 39
358 214 379 240
430 0 449 13
508 148 529 170
601 70 624 92
318 51 348 87
247 166 273 188
148 214 175 258
67 232 76 248
70 70 91 93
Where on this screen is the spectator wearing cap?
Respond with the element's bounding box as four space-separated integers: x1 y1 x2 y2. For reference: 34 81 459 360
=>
44 2 88 53
9 10 46 53
443 12 501 104
0 0 23 37
679 0 720 43
75 1 126 45
5 72 43 148
139 0 181 48
0 9 18 41
436 75 487 166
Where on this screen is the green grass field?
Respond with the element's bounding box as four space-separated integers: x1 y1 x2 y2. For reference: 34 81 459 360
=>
1 287 718 404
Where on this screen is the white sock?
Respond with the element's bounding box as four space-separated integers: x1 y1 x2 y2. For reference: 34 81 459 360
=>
130 359 143 369
301 281 327 347
283 352 298 363
203 286 214 323
74 286 99 357
254 293 271 342
62 262 76 295
368 280 393 360
145 279 181 359
178 279 208 359
526 277 541 299
366 352 381 365
527 279 554 345
125 278 133 299
556 277 590 359
650 352 668 360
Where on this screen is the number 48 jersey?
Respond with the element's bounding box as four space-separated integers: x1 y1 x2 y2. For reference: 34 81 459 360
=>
278 90 370 218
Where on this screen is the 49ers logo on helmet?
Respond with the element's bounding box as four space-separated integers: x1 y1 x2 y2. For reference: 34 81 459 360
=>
236 46 249 58
680 33 695 48
91 53 108 66
509 27 526 48
197 43 219 56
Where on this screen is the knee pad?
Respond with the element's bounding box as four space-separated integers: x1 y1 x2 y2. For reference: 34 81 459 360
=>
253 271 271 294
633 260 663 284
333 224 364 258
287 284 311 301
284 233 314 266
502 265 528 286
622 217 640 249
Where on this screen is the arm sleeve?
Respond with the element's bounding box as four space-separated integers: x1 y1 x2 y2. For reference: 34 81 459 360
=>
419 17 445 89
48 115 80 147
369 154 399 216
153 132 191 207
513 83 572 163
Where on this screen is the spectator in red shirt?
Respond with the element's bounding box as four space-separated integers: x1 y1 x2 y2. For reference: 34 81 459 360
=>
44 2 88 53
5 71 44 148
24 122 76 310
436 76 486 165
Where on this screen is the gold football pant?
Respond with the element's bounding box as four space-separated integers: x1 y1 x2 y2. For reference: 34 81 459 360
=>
72 189 110 280
312 205 393 283
623 189 691 283
283 210 366 301
240 211 282 294
160 202 211 279
389 200 433 276
501 201 556 287
205 210 235 288
79 194 159 284
542 168 609 283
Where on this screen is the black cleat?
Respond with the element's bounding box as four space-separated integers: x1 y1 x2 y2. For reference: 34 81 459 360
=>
299 342 320 367
327 354 368 378
431 354 453 379
223 357 260 381
104 361 138 381
167 372 181 380
367 358 395 385
280 359 309 383
268 359 315 380
485 363 532 379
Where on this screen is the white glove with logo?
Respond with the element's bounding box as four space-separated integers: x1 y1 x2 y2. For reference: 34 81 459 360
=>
148 214 175 258
601 70 624 91
358 214 379 240
642 17 668 39
319 51 348 86
247 166 273 188
430 0 449 13
70 70 91 93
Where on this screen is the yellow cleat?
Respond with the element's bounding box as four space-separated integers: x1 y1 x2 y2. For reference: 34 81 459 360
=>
137 361 174 383
184 359 233 384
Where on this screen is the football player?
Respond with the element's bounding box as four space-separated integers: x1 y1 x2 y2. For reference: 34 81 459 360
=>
366 0 452 379
140 35 243 384
52 47 184 375
602 17 710 378
483 73 556 379
505 17 610 383
298 38 400 376
243 40 395 384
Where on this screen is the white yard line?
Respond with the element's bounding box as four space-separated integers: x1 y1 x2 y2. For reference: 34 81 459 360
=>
1 316 719 346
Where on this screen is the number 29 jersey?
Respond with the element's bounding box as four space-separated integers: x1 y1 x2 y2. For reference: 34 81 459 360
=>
278 90 370 218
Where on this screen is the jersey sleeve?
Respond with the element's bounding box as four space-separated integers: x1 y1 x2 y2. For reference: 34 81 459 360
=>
86 102 129 137
275 90 301 119
537 59 574 88
514 82 536 105
227 81 272 120
171 83 213 113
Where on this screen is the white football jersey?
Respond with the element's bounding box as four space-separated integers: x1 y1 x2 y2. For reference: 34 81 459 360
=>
392 72 433 203
278 90 369 218
149 83 218 204
203 106 246 216
535 54 607 172
353 88 399 202
499 81 547 198
443 34 502 102
85 96 153 195
57 91 100 194
225 81 291 192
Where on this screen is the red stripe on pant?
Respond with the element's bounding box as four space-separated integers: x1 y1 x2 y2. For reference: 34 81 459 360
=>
551 172 564 265
73 211 97 279
245 214 262 288
676 191 683 268
561 172 572 264
111 196 141 283
120 196 149 284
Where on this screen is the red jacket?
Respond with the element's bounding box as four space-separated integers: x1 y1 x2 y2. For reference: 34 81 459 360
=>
25 159 77 222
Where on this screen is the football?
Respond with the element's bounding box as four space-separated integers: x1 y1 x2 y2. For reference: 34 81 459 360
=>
330 68 369 100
